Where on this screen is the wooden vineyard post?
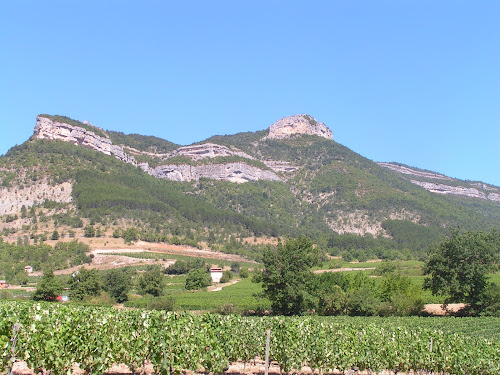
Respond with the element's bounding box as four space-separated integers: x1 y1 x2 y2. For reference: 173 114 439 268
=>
265 329 271 375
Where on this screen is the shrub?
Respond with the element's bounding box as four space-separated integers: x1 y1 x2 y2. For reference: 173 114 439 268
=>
220 270 234 284
148 296 176 311
185 268 211 290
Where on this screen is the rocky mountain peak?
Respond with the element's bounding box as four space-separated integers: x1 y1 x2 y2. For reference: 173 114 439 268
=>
264 114 333 140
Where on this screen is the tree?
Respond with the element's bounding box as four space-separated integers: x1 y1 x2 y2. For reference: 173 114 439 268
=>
33 268 62 301
377 273 424 316
103 268 134 303
138 265 165 297
423 229 500 310
260 236 320 315
69 267 102 301
219 270 233 284
84 225 95 237
185 268 211 290
51 230 59 240
122 227 139 244
230 261 240 274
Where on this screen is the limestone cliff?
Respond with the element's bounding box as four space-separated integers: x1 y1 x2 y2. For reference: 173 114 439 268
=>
378 162 500 202
165 143 255 161
33 116 281 183
145 162 280 183
34 116 136 165
263 114 333 140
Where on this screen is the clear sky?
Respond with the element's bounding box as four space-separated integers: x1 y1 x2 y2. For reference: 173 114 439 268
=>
1 1 499 186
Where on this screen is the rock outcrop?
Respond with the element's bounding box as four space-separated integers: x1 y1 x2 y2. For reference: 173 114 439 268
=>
33 117 282 183
263 114 333 140
410 180 489 200
263 161 300 173
409 180 500 202
377 162 452 181
378 162 500 203
165 143 255 161
34 116 136 165
149 162 280 183
0 179 72 215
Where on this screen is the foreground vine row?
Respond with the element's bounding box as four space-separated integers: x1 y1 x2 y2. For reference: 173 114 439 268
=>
0 302 498 375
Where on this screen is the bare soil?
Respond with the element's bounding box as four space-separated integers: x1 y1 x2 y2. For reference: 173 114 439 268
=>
313 267 375 274
9 360 437 375
28 238 255 276
422 303 466 316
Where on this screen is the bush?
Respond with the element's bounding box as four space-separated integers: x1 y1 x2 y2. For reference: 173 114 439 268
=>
185 268 212 290
138 266 165 297
230 261 240 274
84 225 95 237
0 290 14 300
219 270 233 284
166 259 206 275
239 267 249 278
345 287 379 316
148 296 176 311
51 230 60 240
122 227 139 244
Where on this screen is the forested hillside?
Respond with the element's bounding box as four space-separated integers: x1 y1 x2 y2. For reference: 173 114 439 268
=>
1 114 499 263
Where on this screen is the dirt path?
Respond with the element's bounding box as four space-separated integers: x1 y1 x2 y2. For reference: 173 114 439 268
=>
31 254 176 276
313 267 375 274
208 279 241 292
31 242 255 276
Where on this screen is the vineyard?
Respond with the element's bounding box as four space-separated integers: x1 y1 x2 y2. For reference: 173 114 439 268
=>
1 302 499 375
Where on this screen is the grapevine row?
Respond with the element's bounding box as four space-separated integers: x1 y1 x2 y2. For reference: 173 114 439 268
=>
0 302 498 375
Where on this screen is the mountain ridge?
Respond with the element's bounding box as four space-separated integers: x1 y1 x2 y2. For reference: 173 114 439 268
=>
1 113 499 261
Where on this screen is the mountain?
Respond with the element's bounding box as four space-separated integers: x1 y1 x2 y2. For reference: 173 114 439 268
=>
1 114 499 261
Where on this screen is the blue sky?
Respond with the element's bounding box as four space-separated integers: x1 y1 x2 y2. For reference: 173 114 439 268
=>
1 1 499 186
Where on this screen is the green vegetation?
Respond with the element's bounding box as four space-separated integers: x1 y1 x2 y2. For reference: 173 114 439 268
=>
0 239 91 283
137 265 165 297
159 277 270 312
185 267 211 290
102 268 134 303
165 258 206 275
3 121 500 264
0 302 498 375
69 268 102 301
106 130 179 153
424 229 500 315
260 236 320 315
32 269 62 301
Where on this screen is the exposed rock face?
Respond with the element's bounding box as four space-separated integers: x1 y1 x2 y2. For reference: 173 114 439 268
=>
409 181 500 202
378 162 500 203
263 114 333 140
488 193 500 202
0 180 72 215
263 161 300 173
410 180 489 200
148 162 280 183
34 116 137 165
166 143 255 161
33 117 281 183
377 162 452 181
